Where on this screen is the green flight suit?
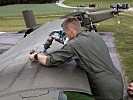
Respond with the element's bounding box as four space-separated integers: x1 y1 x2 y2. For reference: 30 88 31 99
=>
46 28 124 100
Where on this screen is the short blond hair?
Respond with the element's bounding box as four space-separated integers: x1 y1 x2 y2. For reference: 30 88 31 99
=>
61 17 81 31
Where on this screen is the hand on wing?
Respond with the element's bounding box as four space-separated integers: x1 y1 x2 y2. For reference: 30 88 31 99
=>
29 53 47 65
29 54 35 61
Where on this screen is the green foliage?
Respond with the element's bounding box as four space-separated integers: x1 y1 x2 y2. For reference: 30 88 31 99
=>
0 16 60 32
0 17 25 32
65 92 94 100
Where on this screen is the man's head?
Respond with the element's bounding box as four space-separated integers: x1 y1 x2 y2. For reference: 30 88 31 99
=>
61 17 81 40
127 80 133 97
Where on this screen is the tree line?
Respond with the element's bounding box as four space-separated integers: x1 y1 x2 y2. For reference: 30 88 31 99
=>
0 0 58 6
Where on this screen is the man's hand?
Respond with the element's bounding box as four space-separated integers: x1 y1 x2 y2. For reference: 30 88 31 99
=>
29 54 36 61
29 53 48 65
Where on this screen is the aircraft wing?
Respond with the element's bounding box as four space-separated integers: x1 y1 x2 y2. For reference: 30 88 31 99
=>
62 9 120 26
89 9 119 23
0 19 92 100
0 17 127 99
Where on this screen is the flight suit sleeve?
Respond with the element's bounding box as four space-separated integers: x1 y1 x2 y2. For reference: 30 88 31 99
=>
45 44 76 66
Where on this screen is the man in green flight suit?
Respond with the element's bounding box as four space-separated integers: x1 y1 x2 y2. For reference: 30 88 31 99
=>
29 17 124 100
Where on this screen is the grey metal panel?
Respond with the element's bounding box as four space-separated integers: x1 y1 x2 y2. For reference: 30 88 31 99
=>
0 90 60 100
0 19 92 99
22 10 37 28
22 90 60 100
89 9 115 23
0 93 22 100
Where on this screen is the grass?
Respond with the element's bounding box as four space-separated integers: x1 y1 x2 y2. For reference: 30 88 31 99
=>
0 16 61 32
0 17 25 32
0 4 73 17
0 3 74 32
65 92 95 100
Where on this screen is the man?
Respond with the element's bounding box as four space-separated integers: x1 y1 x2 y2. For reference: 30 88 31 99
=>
29 17 124 100
127 80 133 100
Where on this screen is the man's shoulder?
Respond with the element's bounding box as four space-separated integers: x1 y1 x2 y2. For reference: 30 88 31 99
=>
79 29 99 36
66 39 75 46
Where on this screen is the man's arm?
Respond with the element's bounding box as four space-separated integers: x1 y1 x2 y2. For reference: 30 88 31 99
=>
29 54 47 65
29 43 76 66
